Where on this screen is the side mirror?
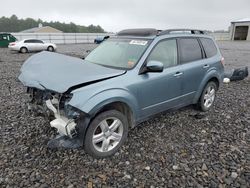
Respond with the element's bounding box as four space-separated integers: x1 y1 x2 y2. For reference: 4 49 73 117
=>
144 60 164 73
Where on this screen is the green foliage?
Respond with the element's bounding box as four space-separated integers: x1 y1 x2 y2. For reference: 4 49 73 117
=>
0 15 105 33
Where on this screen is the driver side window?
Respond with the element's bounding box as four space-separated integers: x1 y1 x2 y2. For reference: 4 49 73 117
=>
147 39 177 68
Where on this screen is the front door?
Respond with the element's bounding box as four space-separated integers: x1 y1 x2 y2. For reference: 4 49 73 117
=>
136 39 183 118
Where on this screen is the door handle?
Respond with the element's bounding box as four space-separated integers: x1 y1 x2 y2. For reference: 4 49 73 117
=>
203 64 210 69
174 72 183 77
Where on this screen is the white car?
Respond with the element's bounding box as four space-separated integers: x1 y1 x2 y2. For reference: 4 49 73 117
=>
8 39 57 53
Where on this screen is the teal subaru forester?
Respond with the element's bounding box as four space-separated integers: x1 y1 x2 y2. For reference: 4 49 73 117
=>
19 29 224 158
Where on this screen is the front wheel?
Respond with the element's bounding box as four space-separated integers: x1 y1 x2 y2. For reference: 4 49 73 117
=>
198 81 217 112
84 110 128 158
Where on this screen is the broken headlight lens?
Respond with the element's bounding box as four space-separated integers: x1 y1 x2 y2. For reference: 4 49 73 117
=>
64 105 81 119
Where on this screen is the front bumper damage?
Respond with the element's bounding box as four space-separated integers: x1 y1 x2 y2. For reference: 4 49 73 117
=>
45 99 77 138
26 87 88 149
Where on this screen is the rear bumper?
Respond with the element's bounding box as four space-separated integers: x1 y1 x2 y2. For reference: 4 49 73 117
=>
8 46 19 51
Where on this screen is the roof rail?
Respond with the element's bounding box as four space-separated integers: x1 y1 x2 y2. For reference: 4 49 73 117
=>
159 29 206 35
117 28 159 36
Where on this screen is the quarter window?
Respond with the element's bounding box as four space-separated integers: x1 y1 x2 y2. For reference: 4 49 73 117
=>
179 38 202 63
147 39 178 68
200 38 217 58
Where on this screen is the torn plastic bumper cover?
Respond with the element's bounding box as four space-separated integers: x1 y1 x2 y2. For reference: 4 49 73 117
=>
224 66 248 81
45 99 84 149
46 99 77 138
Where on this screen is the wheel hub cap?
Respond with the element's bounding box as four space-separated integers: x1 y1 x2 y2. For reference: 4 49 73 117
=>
92 117 123 152
104 130 112 137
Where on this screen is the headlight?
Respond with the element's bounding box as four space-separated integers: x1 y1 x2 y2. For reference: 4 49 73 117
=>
64 105 81 119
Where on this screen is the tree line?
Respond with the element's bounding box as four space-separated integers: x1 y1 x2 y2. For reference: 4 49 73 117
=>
0 15 105 33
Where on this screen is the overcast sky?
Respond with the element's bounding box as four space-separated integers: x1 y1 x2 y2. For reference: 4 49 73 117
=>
1 0 250 32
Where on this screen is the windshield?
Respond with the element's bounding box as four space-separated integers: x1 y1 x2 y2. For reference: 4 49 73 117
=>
85 38 150 69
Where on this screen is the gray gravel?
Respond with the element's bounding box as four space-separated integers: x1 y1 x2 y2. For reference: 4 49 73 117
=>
0 42 250 187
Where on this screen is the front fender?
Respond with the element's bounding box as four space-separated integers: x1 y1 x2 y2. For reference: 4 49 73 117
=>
68 88 139 119
193 69 223 103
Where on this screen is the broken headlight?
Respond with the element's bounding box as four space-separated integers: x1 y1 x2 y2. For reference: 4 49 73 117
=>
60 93 80 119
64 105 81 119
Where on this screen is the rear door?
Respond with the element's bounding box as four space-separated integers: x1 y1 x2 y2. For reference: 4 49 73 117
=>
177 37 207 103
24 40 36 51
33 40 46 51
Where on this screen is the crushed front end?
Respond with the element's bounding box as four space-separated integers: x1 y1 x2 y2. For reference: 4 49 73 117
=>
26 87 87 148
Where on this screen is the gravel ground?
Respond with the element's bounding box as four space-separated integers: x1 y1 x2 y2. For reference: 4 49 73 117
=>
0 42 249 188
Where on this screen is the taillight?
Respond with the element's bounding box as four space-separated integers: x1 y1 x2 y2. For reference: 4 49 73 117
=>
9 43 16 46
221 57 225 66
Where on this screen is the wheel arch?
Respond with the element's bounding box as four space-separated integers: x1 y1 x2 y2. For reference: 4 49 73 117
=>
193 71 221 104
69 88 140 124
207 77 219 89
47 45 54 51
92 101 135 129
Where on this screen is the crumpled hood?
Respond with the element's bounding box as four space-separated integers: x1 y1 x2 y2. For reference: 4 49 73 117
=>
18 51 125 93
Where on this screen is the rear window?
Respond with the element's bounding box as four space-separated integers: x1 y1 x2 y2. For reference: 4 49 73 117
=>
179 38 202 63
200 38 217 58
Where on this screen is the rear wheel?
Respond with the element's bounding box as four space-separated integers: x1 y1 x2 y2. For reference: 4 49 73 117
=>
198 81 217 111
84 110 128 158
20 47 28 53
47 46 54 52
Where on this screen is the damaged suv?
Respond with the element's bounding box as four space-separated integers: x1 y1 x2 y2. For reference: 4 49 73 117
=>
19 29 224 158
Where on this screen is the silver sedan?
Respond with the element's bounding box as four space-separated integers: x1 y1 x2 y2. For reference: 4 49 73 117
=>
8 39 57 53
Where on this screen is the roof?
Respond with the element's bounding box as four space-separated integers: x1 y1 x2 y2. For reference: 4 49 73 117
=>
231 18 250 23
116 28 206 38
20 26 62 33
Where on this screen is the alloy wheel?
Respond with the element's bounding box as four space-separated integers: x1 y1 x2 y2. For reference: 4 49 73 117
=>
92 117 124 152
203 86 215 108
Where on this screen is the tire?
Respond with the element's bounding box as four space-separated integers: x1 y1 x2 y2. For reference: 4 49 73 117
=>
198 81 217 112
84 110 128 158
20 47 28 53
47 46 54 52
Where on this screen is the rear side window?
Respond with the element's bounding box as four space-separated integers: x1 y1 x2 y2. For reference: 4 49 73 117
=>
34 40 43 43
200 38 217 58
24 40 34 43
179 38 202 63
